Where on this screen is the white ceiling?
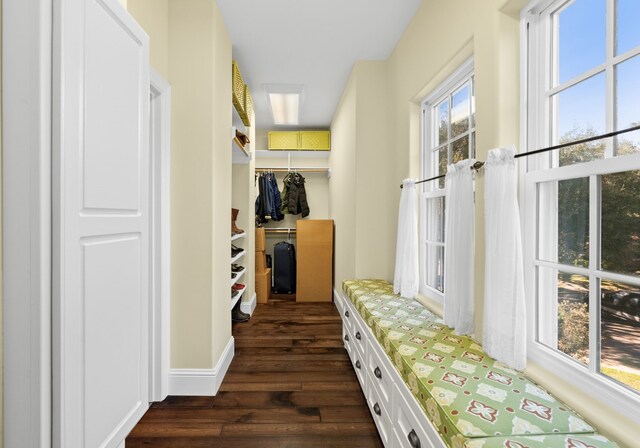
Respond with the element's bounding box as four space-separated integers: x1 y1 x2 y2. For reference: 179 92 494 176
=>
217 0 422 129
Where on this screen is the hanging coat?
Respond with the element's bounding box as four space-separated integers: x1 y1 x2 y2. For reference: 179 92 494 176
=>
288 173 310 217
267 173 284 221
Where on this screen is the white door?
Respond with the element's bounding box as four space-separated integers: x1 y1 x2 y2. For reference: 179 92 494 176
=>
53 0 150 446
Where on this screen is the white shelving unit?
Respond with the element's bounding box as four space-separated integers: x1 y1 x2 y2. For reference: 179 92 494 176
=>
231 249 245 265
231 286 246 310
231 267 246 287
231 231 246 242
232 107 251 164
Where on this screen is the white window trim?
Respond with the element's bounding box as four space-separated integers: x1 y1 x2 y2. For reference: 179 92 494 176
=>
419 57 474 302
521 0 640 424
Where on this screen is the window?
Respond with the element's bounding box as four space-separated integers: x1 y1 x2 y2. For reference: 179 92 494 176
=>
420 59 475 300
524 0 640 416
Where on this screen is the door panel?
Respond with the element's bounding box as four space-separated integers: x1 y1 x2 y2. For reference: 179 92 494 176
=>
54 0 150 446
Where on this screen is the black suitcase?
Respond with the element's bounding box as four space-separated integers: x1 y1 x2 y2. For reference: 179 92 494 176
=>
273 241 296 294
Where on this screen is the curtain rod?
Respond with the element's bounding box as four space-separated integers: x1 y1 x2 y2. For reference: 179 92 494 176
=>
400 124 640 188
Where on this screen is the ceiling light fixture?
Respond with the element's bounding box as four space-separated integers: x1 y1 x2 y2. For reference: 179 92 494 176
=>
265 84 304 126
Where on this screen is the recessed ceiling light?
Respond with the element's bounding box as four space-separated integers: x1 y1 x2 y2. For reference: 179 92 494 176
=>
265 84 304 126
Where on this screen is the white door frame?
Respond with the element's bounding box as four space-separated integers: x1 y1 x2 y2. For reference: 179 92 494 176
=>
149 70 171 402
3 0 53 446
3 1 171 445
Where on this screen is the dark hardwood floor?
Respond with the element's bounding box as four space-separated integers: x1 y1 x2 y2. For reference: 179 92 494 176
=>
126 296 383 447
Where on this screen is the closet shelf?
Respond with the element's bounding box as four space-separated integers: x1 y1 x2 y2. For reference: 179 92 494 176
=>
231 250 245 264
231 231 246 242
231 268 246 287
231 286 245 309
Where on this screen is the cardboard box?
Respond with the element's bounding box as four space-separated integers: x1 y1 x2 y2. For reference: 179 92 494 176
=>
255 227 266 252
296 220 334 302
255 250 267 272
256 268 271 304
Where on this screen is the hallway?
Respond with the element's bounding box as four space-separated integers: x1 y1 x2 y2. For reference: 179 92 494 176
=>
126 298 383 447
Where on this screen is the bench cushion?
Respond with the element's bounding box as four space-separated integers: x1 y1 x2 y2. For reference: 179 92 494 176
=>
342 279 619 448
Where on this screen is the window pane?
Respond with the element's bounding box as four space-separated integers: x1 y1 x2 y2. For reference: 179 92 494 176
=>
471 78 475 128
601 279 640 392
437 100 449 146
538 178 589 267
451 84 470 138
452 135 470 164
615 55 640 154
437 147 447 189
426 245 444 293
538 267 590 366
426 197 445 242
601 170 640 276
555 73 606 166
616 0 640 56
556 0 606 84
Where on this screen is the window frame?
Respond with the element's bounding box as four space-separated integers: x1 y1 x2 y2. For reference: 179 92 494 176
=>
522 0 640 423
419 57 475 302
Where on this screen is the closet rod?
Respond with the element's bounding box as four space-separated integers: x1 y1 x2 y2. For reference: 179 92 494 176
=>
401 123 640 188
256 167 329 173
263 228 297 234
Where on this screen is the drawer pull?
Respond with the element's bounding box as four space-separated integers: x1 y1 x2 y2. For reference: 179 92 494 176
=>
408 429 421 448
345 310 350 318
355 360 362 370
374 366 382 379
344 334 350 342
355 331 361 340
373 402 381 416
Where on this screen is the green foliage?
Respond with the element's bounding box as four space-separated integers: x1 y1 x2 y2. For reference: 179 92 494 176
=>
557 301 590 363
557 125 640 275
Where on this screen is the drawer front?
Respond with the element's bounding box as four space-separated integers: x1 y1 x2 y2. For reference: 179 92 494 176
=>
341 299 353 332
366 372 393 447
393 387 445 448
349 341 367 393
367 337 394 409
350 309 367 359
343 323 353 358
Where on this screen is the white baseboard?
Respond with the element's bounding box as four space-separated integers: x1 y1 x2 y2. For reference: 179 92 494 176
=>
240 292 257 315
169 337 234 396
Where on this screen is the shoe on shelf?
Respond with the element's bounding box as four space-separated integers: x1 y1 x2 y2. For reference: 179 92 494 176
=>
232 283 245 291
232 208 245 236
231 298 250 322
231 264 244 272
231 247 244 257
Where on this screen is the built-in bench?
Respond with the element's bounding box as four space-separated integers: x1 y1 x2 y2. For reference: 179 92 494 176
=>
338 279 619 448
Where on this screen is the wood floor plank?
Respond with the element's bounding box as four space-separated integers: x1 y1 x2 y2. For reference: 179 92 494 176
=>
126 436 384 448
220 422 379 437
127 299 382 447
140 407 321 424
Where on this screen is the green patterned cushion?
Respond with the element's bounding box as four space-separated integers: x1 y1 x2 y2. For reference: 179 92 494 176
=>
459 433 618 448
342 280 619 448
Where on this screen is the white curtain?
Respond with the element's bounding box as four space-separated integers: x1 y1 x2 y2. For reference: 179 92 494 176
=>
483 146 527 371
394 179 419 298
444 159 475 336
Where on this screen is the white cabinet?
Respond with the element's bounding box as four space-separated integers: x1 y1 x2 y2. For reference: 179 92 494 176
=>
339 292 447 448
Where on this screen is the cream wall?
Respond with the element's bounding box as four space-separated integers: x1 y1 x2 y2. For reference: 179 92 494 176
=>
127 0 169 79
329 75 357 289
0 0 4 443
329 0 638 444
330 61 393 289
128 0 233 371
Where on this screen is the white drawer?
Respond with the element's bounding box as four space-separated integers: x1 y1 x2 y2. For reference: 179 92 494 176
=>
366 372 393 447
343 323 353 357
393 386 445 448
367 337 394 409
341 299 354 331
351 309 367 360
351 346 367 393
